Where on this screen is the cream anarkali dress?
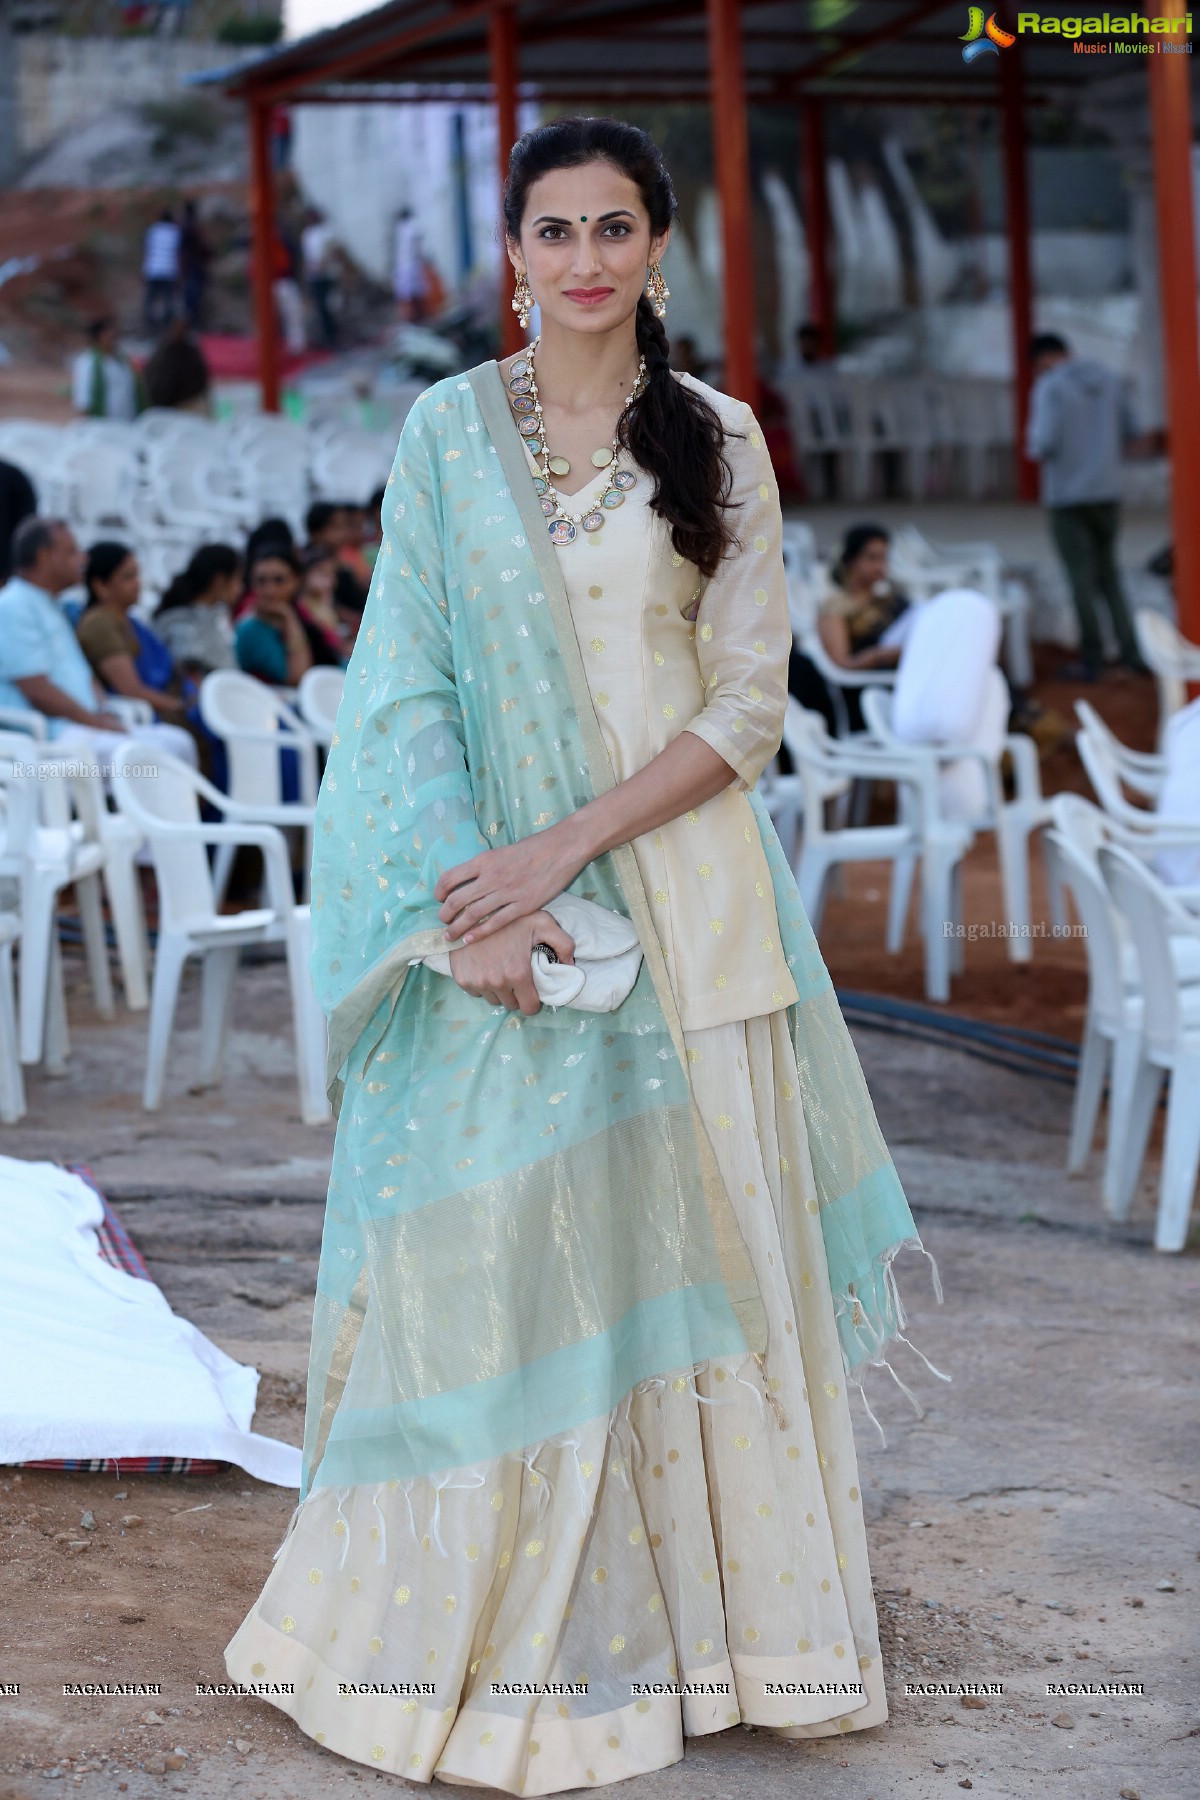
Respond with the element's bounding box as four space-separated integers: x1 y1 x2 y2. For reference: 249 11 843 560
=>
224 380 888 1790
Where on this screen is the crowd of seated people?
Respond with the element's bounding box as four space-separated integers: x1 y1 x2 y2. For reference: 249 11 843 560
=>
0 517 197 773
0 493 387 789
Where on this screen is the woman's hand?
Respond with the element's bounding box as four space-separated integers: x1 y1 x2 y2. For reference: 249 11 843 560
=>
435 834 583 945
448 909 575 1014
255 592 293 628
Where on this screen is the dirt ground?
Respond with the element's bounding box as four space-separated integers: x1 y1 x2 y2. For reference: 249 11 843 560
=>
1 672 1197 1800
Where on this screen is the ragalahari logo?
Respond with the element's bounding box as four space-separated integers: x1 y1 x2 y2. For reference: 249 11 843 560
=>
961 8 1016 60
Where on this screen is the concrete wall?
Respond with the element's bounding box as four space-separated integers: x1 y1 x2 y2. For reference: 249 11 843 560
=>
291 97 538 293
15 36 255 161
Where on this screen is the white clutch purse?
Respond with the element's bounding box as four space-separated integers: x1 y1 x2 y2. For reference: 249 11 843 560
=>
418 893 644 1013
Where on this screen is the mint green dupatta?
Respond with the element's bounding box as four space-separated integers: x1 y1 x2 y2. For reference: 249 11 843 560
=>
304 366 926 1503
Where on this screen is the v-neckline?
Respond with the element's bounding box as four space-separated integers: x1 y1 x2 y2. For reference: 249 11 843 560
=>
518 434 617 504
498 352 625 501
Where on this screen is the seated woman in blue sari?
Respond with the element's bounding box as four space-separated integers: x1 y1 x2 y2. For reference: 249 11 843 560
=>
77 541 206 771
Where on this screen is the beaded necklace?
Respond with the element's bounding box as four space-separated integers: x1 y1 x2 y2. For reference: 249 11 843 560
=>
506 335 646 546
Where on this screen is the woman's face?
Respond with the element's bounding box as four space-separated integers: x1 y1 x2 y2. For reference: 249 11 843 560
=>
209 569 242 610
847 537 889 591
94 555 139 611
509 161 669 340
302 557 336 605
252 557 300 616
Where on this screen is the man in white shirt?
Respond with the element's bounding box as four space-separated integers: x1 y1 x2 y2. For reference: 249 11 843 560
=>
300 208 339 348
142 209 182 333
70 317 141 421
0 518 195 771
392 208 427 321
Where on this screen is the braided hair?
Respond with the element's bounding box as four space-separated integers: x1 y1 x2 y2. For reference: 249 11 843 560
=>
503 117 738 579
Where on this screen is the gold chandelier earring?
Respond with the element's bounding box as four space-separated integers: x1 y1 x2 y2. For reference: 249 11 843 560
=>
511 270 533 330
645 262 670 320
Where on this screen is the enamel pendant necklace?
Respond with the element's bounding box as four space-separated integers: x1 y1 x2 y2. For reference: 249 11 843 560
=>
507 335 646 545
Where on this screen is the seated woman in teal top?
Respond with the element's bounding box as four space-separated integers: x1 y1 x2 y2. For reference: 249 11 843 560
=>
234 546 348 687
235 548 312 686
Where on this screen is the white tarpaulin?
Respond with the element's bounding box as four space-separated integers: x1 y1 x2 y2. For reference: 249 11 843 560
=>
0 1156 301 1487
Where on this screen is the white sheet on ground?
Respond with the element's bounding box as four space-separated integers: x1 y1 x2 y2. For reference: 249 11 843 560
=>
0 1156 301 1487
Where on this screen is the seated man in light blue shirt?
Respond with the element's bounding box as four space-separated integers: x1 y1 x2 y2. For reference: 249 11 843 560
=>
0 518 126 741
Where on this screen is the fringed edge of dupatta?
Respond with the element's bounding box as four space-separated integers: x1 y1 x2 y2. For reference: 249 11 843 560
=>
271 1352 804 1564
835 1239 951 1446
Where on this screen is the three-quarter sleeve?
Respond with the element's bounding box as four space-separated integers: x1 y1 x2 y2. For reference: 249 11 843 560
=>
681 404 792 791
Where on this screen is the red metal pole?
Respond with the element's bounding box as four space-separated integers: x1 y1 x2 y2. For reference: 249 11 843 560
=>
999 32 1036 502
1148 0 1200 647
249 100 281 414
489 2 522 358
707 0 759 407
802 99 834 357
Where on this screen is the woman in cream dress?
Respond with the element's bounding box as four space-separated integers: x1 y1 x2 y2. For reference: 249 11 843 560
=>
224 118 934 1792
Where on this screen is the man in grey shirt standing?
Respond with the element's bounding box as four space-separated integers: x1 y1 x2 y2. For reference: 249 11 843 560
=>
1025 332 1148 681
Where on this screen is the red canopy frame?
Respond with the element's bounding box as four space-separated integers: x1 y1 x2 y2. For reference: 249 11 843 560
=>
206 0 1200 641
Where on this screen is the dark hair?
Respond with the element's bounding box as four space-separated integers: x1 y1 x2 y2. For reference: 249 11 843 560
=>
158 542 241 613
503 116 737 578
831 522 889 586
305 500 338 538
300 542 336 573
84 540 135 608
87 316 114 342
245 517 295 565
249 544 301 582
1029 331 1069 361
12 515 69 573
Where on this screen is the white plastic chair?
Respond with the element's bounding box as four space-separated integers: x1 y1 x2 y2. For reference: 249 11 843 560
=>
109 744 330 1123
198 671 319 902
1099 843 1200 1252
132 409 221 454
146 455 253 538
296 666 344 746
0 913 26 1122
861 685 1052 964
783 700 972 1002
942 377 1008 499
1074 702 1187 850
1047 796 1200 1187
1043 822 1128 1181
1050 791 1200 977
309 430 394 505
57 751 150 1012
58 437 141 538
778 371 852 499
0 745 108 1067
1134 609 1200 752
0 707 47 743
0 726 151 1011
286 902 329 1128
756 754 803 866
